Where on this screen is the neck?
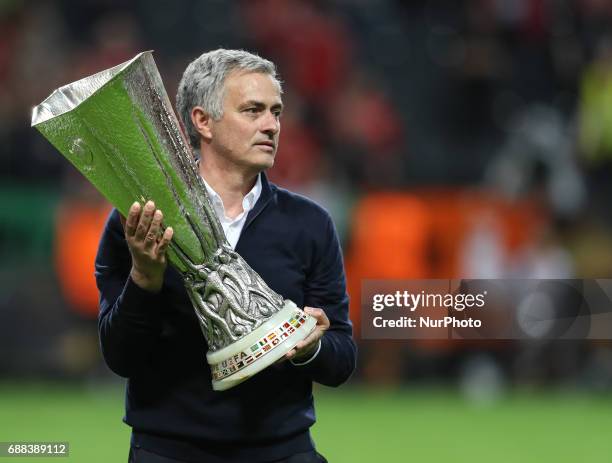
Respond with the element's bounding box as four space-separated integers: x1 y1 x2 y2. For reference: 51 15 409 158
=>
198 149 258 219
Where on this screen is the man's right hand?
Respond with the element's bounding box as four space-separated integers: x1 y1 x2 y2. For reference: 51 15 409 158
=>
120 200 174 293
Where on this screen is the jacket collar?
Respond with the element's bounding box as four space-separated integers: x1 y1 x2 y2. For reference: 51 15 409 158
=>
242 171 276 231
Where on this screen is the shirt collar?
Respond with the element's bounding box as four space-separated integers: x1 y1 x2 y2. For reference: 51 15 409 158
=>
201 173 262 221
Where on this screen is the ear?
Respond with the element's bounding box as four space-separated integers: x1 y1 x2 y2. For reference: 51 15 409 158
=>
191 106 213 142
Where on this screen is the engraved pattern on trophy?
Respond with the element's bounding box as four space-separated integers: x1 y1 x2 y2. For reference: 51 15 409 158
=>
180 241 287 352
184 251 262 350
171 211 285 351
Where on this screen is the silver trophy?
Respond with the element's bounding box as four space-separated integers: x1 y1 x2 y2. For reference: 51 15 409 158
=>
31 51 316 391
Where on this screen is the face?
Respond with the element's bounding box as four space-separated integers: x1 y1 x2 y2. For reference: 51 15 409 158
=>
199 70 283 173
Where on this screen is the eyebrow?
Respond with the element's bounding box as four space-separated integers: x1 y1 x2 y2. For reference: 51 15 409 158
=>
240 100 284 111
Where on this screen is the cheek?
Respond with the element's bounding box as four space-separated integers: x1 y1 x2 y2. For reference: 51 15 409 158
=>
215 126 240 149
214 118 257 152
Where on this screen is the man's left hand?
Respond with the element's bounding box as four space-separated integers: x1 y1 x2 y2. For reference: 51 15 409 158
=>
285 307 330 363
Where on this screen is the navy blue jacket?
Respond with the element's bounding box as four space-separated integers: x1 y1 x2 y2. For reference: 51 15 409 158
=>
95 173 356 463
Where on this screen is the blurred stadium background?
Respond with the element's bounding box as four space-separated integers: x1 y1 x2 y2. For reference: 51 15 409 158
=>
2 0 612 461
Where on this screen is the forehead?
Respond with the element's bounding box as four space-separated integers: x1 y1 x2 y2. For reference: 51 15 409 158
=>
222 70 282 106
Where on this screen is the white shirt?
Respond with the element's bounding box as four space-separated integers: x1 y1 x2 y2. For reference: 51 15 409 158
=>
202 173 262 250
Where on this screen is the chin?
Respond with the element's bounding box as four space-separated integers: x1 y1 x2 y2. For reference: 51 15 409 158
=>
250 154 275 171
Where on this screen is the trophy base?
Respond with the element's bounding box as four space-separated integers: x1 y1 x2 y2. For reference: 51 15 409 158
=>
207 301 317 391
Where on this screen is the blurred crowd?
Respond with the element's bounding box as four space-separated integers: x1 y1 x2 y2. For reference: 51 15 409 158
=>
2 0 612 393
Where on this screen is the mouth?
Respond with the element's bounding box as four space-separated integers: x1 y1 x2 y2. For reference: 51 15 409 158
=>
254 141 275 152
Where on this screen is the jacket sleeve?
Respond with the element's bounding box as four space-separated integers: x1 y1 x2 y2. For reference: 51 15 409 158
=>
291 211 357 387
95 208 164 377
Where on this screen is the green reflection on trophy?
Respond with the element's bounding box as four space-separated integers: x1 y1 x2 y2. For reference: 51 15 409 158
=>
31 51 315 391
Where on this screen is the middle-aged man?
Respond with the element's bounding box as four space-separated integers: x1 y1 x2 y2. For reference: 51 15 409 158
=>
95 49 357 463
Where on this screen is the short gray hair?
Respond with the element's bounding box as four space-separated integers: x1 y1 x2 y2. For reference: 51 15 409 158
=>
176 49 282 150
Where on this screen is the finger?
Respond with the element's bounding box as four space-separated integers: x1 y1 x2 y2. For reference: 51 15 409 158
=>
275 352 290 364
125 202 141 237
293 328 322 353
304 307 330 328
304 307 323 319
144 209 163 250
135 201 155 241
156 227 174 255
285 348 297 360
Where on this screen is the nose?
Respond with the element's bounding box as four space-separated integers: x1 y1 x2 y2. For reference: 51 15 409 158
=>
260 110 280 136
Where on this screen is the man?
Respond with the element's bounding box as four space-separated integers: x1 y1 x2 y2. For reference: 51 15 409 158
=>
95 49 356 463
